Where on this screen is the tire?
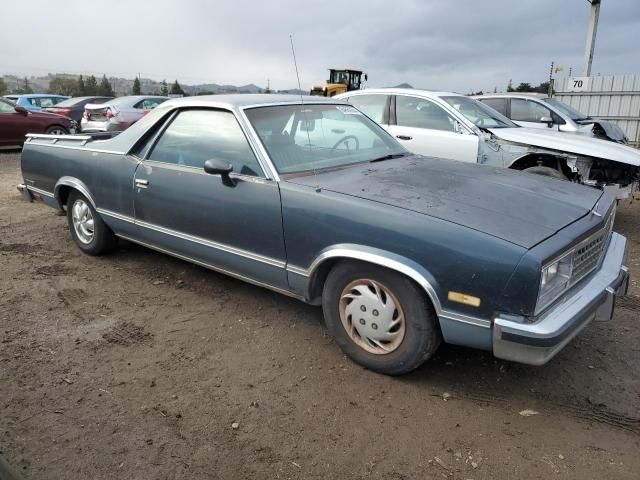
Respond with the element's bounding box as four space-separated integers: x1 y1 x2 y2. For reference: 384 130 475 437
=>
524 165 567 180
66 191 117 255
322 261 441 375
46 125 69 135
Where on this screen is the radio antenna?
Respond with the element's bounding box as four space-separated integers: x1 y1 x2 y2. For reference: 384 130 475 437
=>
289 34 304 104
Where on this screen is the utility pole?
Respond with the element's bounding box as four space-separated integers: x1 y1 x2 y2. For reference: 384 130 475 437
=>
583 0 601 76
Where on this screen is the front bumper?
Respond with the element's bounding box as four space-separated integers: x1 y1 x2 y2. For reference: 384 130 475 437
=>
493 232 629 365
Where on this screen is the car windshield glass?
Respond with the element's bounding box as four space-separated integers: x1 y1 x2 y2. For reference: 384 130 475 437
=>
245 103 407 175
541 98 588 120
441 95 517 128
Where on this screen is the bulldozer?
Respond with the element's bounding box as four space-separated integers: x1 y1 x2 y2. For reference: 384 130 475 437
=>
310 69 367 97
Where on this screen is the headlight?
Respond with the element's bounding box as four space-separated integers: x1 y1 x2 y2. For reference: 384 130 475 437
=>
537 251 574 313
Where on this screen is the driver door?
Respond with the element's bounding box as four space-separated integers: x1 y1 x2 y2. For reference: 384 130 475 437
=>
510 98 558 131
387 95 479 162
132 108 288 288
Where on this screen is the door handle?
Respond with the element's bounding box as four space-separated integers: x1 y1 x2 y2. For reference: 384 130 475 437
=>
135 179 149 188
395 135 412 141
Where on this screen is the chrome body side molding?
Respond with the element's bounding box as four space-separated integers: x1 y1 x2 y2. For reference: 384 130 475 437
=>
116 234 304 301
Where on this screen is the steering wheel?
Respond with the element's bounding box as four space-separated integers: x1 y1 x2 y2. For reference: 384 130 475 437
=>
331 135 360 151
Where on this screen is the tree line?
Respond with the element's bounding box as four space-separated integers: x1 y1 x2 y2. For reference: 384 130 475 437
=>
0 75 186 97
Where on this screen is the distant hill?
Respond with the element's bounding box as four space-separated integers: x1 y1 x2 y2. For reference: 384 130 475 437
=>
1 73 299 96
392 83 413 89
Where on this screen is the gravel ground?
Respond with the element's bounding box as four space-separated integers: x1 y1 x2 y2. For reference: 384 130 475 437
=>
1 150 639 479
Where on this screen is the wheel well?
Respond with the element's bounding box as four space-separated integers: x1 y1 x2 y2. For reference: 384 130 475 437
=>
308 257 439 314
508 153 572 177
56 185 73 210
47 124 69 132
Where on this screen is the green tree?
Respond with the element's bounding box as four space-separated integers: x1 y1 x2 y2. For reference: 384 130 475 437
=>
75 75 86 96
85 75 98 95
159 80 169 96
0 77 7 96
48 75 77 96
14 77 33 94
97 75 115 96
170 79 184 96
506 79 514 92
515 82 533 92
132 77 141 95
534 81 550 94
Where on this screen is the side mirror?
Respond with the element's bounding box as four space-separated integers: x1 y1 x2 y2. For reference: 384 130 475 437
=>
539 116 553 127
203 158 234 186
14 105 28 115
204 158 233 176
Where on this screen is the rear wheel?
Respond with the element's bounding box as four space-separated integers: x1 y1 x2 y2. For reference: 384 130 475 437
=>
46 125 68 135
322 261 441 375
66 191 117 255
524 165 567 180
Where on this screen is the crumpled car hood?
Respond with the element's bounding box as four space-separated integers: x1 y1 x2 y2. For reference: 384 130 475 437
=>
287 155 602 249
488 127 640 167
575 118 628 143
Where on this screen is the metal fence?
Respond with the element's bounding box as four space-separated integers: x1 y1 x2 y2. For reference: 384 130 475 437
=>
553 74 640 147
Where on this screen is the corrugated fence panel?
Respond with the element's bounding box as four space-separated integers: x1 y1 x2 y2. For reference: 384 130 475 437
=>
553 74 640 147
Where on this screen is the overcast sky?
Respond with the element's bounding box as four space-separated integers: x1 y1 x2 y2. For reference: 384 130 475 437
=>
2 0 639 92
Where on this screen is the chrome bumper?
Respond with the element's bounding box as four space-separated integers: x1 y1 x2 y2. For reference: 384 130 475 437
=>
17 183 33 202
493 232 629 366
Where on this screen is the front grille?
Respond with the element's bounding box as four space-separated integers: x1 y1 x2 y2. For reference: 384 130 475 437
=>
569 210 615 287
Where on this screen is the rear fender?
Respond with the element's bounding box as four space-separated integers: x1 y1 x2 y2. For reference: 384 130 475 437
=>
54 177 96 210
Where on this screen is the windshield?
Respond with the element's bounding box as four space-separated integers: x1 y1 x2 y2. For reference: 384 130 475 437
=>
245 103 407 175
541 98 587 121
441 95 517 128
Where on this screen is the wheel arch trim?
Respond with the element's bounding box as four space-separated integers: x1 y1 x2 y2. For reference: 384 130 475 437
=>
288 244 443 314
54 177 96 209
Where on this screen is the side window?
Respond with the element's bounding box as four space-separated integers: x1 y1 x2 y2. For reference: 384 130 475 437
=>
0 100 15 113
39 98 56 108
348 94 388 123
148 109 263 177
479 98 507 116
395 95 456 132
511 99 552 122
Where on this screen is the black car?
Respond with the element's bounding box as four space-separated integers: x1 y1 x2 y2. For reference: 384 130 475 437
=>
42 96 113 125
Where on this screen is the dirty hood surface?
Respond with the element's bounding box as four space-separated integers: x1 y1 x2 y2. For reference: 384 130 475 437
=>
489 127 640 167
288 155 602 248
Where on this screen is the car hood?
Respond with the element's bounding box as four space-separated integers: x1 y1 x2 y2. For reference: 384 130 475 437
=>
28 111 71 122
488 127 640 166
287 155 602 249
575 118 628 143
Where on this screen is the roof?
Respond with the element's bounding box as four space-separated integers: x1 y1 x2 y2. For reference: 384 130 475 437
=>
162 93 342 110
4 93 70 98
329 68 364 73
474 93 548 99
339 88 462 98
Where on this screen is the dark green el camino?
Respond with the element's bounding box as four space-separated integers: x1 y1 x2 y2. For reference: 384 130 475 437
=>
18 95 629 375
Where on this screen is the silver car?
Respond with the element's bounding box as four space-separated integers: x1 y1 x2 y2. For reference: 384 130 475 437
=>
474 93 628 143
81 95 168 132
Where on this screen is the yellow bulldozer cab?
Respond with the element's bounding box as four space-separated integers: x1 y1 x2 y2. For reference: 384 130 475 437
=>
310 69 367 97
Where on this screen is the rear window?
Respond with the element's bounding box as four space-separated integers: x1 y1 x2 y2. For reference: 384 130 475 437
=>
479 97 508 116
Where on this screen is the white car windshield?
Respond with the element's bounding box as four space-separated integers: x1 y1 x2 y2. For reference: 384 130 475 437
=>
441 95 517 129
245 103 408 175
542 98 589 121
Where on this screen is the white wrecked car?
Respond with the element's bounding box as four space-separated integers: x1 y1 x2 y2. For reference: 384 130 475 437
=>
473 93 628 144
337 88 639 199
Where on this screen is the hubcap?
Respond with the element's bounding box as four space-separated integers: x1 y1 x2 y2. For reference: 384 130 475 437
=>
339 279 406 354
49 128 65 135
71 199 94 244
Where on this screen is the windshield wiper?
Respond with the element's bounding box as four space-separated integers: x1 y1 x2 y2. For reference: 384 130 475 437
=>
370 153 407 163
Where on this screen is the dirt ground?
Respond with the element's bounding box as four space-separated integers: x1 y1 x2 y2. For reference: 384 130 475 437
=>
0 150 639 480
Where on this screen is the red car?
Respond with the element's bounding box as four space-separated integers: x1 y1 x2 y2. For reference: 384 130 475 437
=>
0 97 77 148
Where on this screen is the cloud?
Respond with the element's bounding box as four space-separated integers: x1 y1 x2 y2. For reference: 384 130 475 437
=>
1 0 638 93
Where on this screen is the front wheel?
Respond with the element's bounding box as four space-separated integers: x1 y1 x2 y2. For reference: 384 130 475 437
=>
322 261 441 375
67 191 118 255
524 165 567 180
46 125 69 135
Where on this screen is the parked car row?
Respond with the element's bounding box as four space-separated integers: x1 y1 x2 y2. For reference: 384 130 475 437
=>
338 89 640 199
17 94 631 375
0 94 169 147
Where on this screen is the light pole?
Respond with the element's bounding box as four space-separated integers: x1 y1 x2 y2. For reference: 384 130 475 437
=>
582 0 601 76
